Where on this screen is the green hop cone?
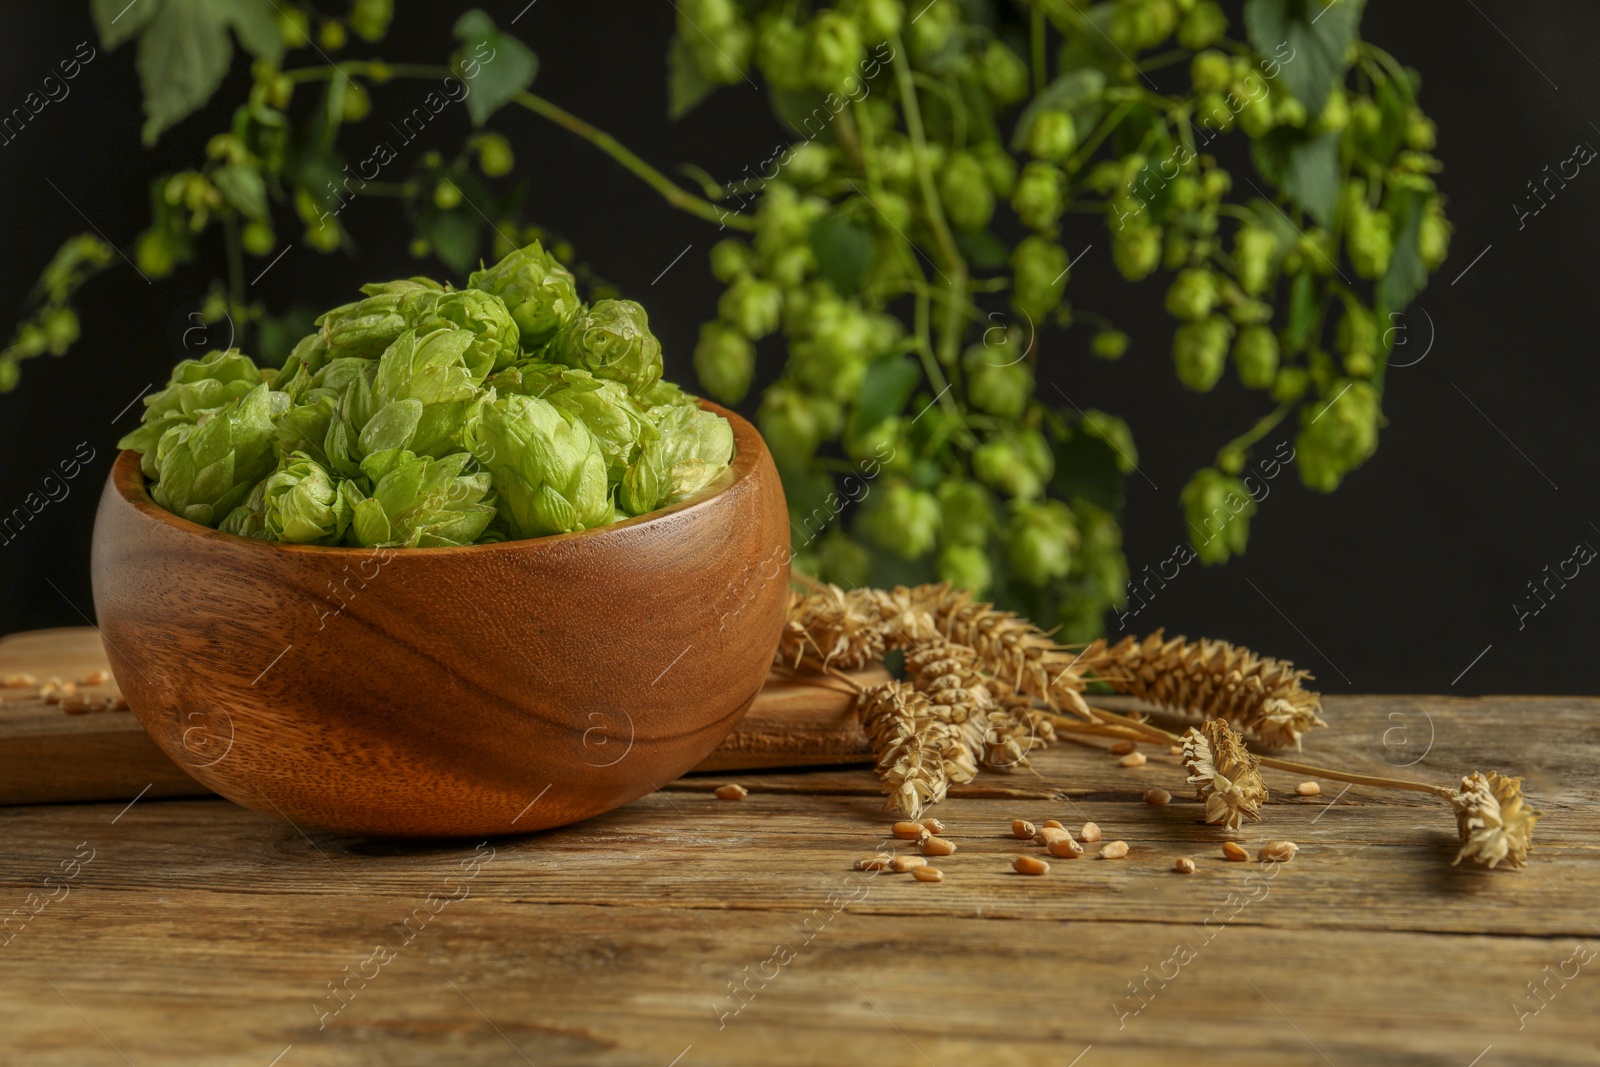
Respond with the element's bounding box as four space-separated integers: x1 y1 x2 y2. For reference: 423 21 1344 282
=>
366 326 487 457
1272 365 1310 404
463 392 611 536
940 151 997 232
1296 379 1382 492
467 242 583 352
316 278 447 360
490 363 655 484
1233 227 1278 296
1173 317 1234 392
693 321 756 404
424 289 521 375
816 530 871 588
1177 2 1228 50
1079 410 1138 474
789 303 878 401
936 480 995 547
859 481 940 560
973 142 1017 198
846 0 903 43
620 404 735 516
1007 499 1076 586
717 276 782 341
149 383 288 526
347 449 496 548
962 344 1034 420
709 238 756 283
1191 50 1232 94
1232 324 1279 390
973 429 1053 501
1092 329 1130 360
258 451 352 544
1011 236 1069 322
980 40 1029 104
118 348 265 468
1072 502 1126 603
1165 268 1218 321
1112 224 1161 281
1346 205 1394 279
1419 198 1451 269
550 299 664 397
1183 466 1255 565
785 141 833 186
758 383 841 470
1012 162 1065 232
938 543 993 596
1026 110 1077 164
808 11 864 93
755 16 810 91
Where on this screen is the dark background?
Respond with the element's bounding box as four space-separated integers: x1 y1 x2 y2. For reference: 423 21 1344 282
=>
1 2 1595 696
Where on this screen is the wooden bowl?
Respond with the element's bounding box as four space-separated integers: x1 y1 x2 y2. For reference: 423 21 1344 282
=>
89 403 790 837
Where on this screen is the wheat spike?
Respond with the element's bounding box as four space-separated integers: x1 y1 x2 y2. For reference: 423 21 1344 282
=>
1181 719 1269 829
1079 630 1326 749
1450 771 1542 870
866 583 1094 719
983 694 1058 770
778 584 888 670
857 680 977 818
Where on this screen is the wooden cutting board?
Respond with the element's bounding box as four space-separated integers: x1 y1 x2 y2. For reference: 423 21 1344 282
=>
0 627 880 806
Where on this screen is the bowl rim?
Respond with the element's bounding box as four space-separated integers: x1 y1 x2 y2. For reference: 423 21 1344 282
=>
106 399 767 558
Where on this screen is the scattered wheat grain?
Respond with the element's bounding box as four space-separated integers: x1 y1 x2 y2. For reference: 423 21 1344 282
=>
1100 841 1129 859
714 784 748 800
921 836 957 857
890 855 927 873
1012 819 1036 839
1047 835 1084 859
1013 855 1050 875
913 866 944 882
1295 781 1321 796
1080 822 1102 843
893 820 929 840
1221 841 1249 862
1119 751 1147 768
1174 857 1196 873
1144 788 1172 806
1259 840 1299 863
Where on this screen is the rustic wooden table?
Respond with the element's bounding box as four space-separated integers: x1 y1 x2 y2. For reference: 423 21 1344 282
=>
1 694 1596 1066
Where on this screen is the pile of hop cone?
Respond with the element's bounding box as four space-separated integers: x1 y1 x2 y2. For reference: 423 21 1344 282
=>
781 580 1542 872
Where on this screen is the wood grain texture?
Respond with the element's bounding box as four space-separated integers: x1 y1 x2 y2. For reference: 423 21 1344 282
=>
0 696 1594 1066
0 630 880 805
86 404 792 836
